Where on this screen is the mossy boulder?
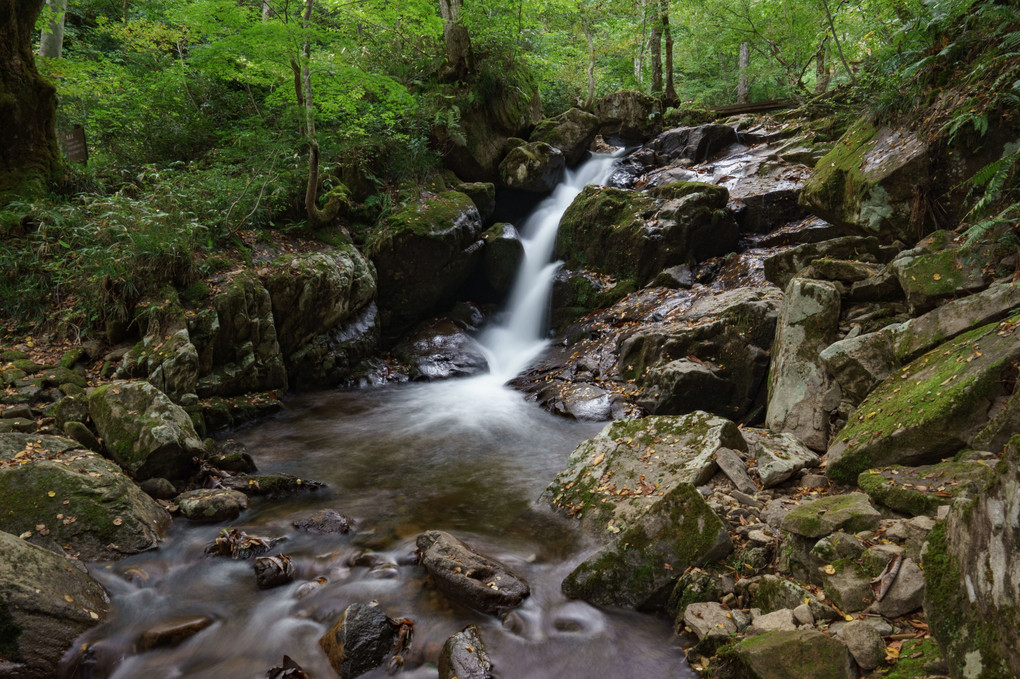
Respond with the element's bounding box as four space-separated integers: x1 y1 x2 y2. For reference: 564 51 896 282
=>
498 140 565 193
781 492 880 539
88 380 204 482
528 107 600 166
369 191 485 339
799 118 929 245
262 249 378 388
619 287 782 420
765 277 842 451
763 235 892 291
176 488 248 523
857 460 995 516
480 223 523 295
561 482 732 610
0 434 170 560
549 268 638 329
923 435 1020 678
826 313 1020 485
556 182 736 286
191 273 288 398
647 123 738 164
731 629 856 679
748 574 836 622
454 181 496 223
545 411 747 533
0 530 109 679
891 235 995 314
594 90 661 144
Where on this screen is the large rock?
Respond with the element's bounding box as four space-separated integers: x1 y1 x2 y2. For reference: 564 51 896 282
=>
781 493 880 539
480 223 524 295
619 287 781 420
857 461 995 516
0 435 170 560
546 412 747 532
190 273 288 398
560 482 732 610
369 191 485 339
595 90 661 144
744 429 821 488
416 530 530 615
826 313 1020 484
438 625 493 679
391 317 489 381
763 235 892 291
88 380 204 481
262 248 378 388
0 530 109 679
647 124 738 163
840 619 886 671
924 434 1020 679
731 629 856 679
800 118 930 245
556 182 737 286
766 277 842 451
318 603 397 679
529 108 600 166
498 141 565 193
891 232 995 314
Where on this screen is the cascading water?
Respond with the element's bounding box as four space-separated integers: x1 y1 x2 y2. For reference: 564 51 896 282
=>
477 150 625 381
73 148 694 679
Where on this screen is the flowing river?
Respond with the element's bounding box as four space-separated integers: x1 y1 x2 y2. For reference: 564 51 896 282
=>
74 152 695 679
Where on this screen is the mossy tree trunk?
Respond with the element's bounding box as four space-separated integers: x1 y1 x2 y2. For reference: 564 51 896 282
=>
648 5 662 96
661 0 677 107
0 0 61 199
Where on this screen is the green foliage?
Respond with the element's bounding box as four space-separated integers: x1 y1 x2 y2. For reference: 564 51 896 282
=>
961 141 1020 254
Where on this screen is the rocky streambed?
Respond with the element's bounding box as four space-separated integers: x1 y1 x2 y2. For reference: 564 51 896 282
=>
3 92 1020 679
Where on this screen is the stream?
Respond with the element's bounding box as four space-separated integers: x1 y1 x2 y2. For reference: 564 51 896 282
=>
74 151 696 678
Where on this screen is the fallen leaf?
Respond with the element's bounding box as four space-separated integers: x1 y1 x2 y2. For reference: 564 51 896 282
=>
47 491 56 498
823 564 837 575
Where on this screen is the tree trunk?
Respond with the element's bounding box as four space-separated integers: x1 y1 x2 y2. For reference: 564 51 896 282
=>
815 38 830 94
581 11 596 110
661 0 677 107
648 4 662 96
821 0 856 85
737 40 750 104
634 0 646 84
439 0 473 81
39 0 67 59
1 0 61 198
299 0 340 229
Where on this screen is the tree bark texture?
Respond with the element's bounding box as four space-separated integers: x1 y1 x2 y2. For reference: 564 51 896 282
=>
1 0 61 198
300 0 340 228
648 6 662 95
815 38 830 94
439 0 473 81
737 40 750 103
661 0 677 107
581 11 596 110
39 0 67 59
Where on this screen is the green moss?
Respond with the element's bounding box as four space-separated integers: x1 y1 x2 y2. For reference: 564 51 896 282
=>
182 280 211 305
58 348 85 369
857 461 994 516
0 351 28 362
803 118 878 211
883 637 943 679
366 190 477 255
11 359 45 374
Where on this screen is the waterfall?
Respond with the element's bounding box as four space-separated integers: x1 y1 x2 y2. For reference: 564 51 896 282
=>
477 150 623 381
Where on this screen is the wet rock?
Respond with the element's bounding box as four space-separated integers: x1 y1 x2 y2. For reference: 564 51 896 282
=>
370 191 485 339
546 412 747 533
857 461 995 516
266 656 309 679
292 509 354 535
781 493 880 539
438 625 493 679
499 141 566 193
176 488 249 523
840 619 885 670
204 528 284 559
682 602 737 639
826 313 1020 484
619 287 781 420
647 124 738 164
800 119 929 245
731 629 856 679
262 248 378 389
765 277 842 451
209 448 257 474
762 235 890 291
529 108 599 166
0 530 109 679
594 90 661 144
561 482 732 610
221 473 324 497
924 435 1020 678
744 429 820 488
255 554 296 589
136 616 214 651
481 222 524 295
417 530 530 616
319 603 398 679
0 434 170 561
652 264 694 289
392 317 489 381
88 380 203 482
872 557 924 618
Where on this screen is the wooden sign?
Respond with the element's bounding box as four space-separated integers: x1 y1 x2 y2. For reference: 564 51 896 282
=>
61 126 88 164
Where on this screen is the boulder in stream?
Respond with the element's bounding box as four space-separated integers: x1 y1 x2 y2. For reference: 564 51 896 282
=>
438 625 494 679
529 108 600 166
176 488 249 523
416 530 530 616
498 141 566 193
318 603 398 679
